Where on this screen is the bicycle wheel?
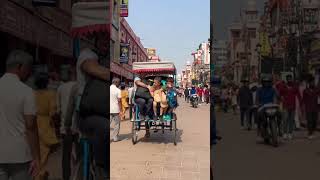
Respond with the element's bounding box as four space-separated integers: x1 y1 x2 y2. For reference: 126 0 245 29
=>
132 120 138 145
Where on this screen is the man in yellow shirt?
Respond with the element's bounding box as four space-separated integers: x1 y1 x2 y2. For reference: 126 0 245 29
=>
151 77 168 120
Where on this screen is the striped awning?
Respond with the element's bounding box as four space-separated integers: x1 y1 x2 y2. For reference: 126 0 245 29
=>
132 62 176 74
71 2 110 37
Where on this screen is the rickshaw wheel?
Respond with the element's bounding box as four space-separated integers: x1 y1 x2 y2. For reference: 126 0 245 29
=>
173 120 177 145
132 120 138 145
172 113 177 145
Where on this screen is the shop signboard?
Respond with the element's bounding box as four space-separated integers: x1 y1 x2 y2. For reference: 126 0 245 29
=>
120 0 129 17
120 43 129 64
147 48 156 57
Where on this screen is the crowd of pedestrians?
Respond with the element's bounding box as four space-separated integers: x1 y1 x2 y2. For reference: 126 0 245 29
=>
220 74 320 141
0 34 110 180
183 85 211 104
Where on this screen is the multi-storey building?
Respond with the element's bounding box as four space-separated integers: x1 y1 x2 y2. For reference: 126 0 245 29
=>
213 40 229 76
146 48 161 62
181 61 192 88
228 0 260 83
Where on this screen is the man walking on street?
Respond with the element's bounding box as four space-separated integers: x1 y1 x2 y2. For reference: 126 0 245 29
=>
280 75 301 140
302 76 319 139
0 50 40 180
57 68 78 180
238 79 253 130
128 84 134 120
184 87 190 103
110 78 122 142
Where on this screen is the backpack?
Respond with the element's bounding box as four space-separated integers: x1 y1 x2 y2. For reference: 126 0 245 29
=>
79 50 109 118
167 89 178 108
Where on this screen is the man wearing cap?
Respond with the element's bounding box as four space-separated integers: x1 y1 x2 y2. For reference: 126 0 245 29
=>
256 75 279 136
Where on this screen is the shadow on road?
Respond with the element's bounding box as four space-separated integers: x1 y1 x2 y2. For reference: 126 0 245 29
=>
135 129 184 145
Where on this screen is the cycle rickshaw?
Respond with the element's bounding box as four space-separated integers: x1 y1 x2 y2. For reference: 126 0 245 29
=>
131 62 178 145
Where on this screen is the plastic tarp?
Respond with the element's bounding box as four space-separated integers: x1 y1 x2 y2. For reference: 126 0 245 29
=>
132 62 176 74
71 2 110 37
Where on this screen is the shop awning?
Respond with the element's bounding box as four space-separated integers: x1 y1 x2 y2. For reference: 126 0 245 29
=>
132 62 176 74
71 2 111 37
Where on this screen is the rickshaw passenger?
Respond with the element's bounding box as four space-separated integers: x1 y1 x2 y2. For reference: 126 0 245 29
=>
134 75 153 137
151 77 168 120
166 78 178 117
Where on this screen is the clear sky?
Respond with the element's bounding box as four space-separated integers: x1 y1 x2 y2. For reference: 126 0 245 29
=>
126 0 210 73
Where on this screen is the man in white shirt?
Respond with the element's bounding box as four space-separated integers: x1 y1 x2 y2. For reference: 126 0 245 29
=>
56 69 78 180
110 77 122 142
76 33 110 178
0 50 40 180
128 84 134 120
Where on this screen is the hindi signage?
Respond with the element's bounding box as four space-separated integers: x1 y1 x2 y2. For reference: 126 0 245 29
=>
120 43 130 64
120 0 129 17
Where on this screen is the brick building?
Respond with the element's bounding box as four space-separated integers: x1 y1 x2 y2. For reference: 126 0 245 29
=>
111 17 148 83
0 0 76 78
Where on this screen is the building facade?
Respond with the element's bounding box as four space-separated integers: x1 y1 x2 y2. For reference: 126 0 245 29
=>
227 0 260 84
112 17 148 82
213 40 229 76
146 48 161 62
190 42 210 85
0 0 76 77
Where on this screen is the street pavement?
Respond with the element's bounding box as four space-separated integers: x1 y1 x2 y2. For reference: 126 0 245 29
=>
111 97 210 180
213 109 320 180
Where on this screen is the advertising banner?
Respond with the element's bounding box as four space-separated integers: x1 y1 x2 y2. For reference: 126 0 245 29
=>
147 48 156 57
120 43 130 64
259 32 271 57
120 0 129 17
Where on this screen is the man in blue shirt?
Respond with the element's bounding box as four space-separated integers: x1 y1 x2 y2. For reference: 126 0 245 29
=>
190 85 197 95
256 75 280 135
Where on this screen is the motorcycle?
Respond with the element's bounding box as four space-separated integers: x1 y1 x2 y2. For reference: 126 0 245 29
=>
190 94 199 108
258 104 281 147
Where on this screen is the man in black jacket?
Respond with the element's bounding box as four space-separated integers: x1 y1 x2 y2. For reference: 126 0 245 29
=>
238 79 253 130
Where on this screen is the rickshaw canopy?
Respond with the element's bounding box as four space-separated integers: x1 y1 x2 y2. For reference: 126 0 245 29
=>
132 62 176 75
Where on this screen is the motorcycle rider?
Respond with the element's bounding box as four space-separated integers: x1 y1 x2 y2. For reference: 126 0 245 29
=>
256 74 280 137
190 85 197 95
190 85 198 105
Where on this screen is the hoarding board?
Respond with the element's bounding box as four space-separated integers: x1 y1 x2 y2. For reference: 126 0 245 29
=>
120 43 129 64
120 0 129 17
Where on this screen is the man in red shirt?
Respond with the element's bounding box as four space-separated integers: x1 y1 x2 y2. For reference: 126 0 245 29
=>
197 86 204 104
280 75 301 140
302 76 319 139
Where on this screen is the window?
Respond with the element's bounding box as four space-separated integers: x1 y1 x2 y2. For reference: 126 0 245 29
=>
248 29 256 38
232 31 240 38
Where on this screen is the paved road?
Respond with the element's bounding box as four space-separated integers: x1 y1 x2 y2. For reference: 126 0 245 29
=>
213 110 320 180
111 98 210 180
